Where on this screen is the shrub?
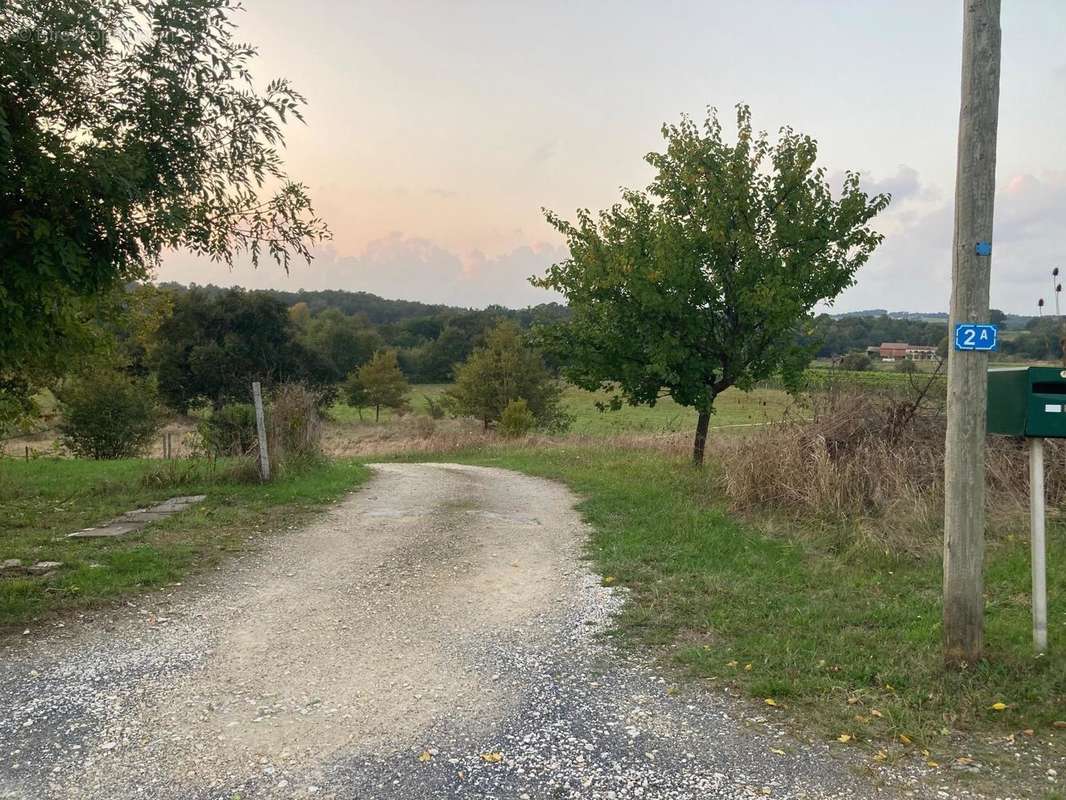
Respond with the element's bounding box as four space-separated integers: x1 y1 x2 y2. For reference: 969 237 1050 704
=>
712 387 1054 555
895 359 918 374
498 399 536 438
839 353 871 372
197 403 257 457
424 394 446 420
268 383 323 466
58 371 163 459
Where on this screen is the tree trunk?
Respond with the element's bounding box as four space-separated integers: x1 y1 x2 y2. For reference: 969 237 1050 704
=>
375 404 380 422
692 409 711 466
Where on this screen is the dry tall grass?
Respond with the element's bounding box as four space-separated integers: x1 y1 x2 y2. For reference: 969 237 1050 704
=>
711 387 1062 554
267 384 324 469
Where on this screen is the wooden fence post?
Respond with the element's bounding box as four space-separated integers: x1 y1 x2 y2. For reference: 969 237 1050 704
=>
252 381 270 481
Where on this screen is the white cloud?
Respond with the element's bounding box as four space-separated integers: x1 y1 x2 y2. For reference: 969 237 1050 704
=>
837 168 1066 314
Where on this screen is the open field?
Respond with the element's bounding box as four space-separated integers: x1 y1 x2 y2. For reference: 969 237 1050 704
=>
326 382 797 434
400 443 1064 793
0 458 369 630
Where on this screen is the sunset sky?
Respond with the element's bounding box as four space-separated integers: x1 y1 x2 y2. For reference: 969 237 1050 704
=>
158 1 1066 314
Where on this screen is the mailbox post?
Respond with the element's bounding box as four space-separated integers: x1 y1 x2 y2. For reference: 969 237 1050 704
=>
987 366 1064 652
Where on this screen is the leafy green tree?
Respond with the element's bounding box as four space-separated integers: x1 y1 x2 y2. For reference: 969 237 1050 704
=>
895 358 918 374
357 350 409 422
448 322 567 431
840 353 872 372
58 371 163 459
155 288 330 412
299 309 383 382
342 370 370 420
535 105 889 464
0 1 328 386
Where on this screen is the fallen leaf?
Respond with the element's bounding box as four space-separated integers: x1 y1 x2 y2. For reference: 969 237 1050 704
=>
602 576 616 585
846 697 860 705
726 660 738 668
990 702 1007 711
899 734 912 746
1022 729 1035 736
873 750 888 762
418 751 432 763
764 698 779 707
955 756 975 766
837 734 852 743
870 709 883 718
926 760 939 768
1053 721 1066 729
480 752 503 764
770 748 786 756
744 663 753 671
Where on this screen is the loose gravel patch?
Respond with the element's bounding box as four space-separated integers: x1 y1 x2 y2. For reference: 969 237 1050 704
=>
0 463 968 799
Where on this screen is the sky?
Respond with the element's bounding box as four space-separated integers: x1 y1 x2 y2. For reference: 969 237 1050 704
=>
158 1 1066 314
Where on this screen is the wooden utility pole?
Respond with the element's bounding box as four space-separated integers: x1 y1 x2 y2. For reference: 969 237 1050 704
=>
944 0 1001 665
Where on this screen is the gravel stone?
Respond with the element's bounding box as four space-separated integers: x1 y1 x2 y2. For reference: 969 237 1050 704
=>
0 463 982 799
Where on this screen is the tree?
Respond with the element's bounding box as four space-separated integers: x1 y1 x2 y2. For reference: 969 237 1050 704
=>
299 309 383 382
895 358 918 374
448 322 566 431
342 370 369 420
0 1 329 386
357 350 409 422
155 288 330 412
840 353 872 372
988 308 1006 326
535 105 889 464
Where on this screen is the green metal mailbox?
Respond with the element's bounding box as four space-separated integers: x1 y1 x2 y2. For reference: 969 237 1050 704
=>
987 366 1066 438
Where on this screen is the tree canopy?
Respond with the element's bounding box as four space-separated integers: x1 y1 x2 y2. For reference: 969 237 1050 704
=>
0 0 328 382
155 288 329 412
448 321 566 431
535 105 890 463
355 350 409 421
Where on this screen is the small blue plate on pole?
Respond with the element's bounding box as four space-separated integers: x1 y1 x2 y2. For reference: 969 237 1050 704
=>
975 241 992 256
954 323 998 351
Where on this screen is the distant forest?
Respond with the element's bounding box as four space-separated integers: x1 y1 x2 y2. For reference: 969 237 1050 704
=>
153 285 1063 389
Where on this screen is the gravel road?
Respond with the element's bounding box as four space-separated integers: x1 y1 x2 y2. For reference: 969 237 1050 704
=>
1 463 918 799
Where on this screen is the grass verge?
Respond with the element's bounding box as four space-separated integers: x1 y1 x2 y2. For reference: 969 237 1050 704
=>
0 457 370 630
415 443 1064 788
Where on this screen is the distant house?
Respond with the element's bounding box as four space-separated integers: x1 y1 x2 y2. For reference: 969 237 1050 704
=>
874 342 938 361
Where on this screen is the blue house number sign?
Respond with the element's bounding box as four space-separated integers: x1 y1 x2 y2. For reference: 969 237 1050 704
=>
954 323 998 352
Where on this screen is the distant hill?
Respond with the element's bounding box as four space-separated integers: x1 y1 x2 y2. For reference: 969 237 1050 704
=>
156 282 569 326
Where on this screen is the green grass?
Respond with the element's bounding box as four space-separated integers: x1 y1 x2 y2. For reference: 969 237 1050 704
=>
415 444 1064 772
327 382 796 436
328 384 451 424
0 457 370 629
561 385 795 435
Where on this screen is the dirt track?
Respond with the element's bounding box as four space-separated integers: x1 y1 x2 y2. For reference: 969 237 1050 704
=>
0 463 936 799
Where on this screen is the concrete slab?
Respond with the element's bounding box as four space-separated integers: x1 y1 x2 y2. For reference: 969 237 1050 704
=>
69 495 207 539
69 521 147 539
